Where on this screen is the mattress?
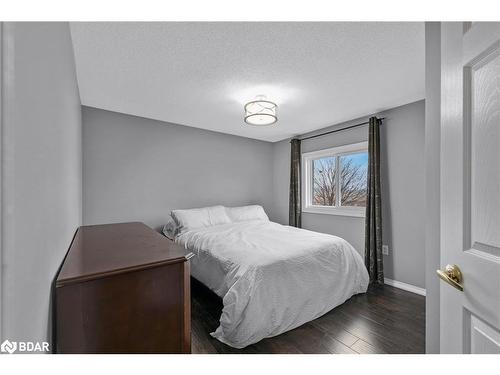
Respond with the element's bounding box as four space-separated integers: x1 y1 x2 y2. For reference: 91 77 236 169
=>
176 220 369 348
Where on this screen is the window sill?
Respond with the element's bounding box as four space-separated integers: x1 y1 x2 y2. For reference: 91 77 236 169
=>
302 206 365 218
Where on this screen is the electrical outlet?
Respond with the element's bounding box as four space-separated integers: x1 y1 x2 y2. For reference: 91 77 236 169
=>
382 245 389 256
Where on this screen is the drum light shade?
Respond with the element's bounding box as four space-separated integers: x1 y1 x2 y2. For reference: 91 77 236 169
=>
244 98 277 126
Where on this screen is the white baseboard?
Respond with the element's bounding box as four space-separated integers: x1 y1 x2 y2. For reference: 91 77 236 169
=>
384 278 426 296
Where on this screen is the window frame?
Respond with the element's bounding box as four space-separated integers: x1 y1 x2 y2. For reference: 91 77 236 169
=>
301 141 368 217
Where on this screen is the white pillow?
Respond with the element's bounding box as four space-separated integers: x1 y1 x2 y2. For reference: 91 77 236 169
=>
225 205 269 222
171 205 231 234
162 215 179 240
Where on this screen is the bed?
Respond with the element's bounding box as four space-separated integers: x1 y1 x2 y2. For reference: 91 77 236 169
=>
164 205 369 349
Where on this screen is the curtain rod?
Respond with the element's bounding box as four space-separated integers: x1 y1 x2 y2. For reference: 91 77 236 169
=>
296 117 385 142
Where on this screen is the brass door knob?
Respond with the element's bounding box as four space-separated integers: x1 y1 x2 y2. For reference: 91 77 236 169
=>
437 264 463 291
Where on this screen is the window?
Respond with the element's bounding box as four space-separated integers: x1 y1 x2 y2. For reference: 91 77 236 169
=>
302 142 368 217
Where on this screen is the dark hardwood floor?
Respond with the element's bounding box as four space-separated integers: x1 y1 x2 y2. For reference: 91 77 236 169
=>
191 278 425 354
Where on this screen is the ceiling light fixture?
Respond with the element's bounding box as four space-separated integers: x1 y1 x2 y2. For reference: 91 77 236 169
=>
244 95 278 126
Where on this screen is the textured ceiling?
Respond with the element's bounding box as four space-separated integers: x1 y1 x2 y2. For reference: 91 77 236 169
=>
70 22 424 142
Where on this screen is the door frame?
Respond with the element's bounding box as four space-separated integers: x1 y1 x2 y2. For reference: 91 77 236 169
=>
424 21 442 354
0 21 4 341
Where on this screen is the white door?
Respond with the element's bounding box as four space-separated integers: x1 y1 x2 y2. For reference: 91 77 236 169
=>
440 22 500 353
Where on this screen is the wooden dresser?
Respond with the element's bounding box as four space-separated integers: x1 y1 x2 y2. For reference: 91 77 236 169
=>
55 222 193 353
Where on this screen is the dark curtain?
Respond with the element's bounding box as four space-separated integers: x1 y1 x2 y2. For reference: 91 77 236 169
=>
365 117 384 284
289 138 302 227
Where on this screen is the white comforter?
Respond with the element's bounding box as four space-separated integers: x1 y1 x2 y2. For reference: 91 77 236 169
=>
176 220 369 348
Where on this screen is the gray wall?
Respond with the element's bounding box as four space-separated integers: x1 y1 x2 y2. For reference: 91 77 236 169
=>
424 22 441 354
82 107 274 230
272 100 425 288
0 23 82 344
83 101 425 288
